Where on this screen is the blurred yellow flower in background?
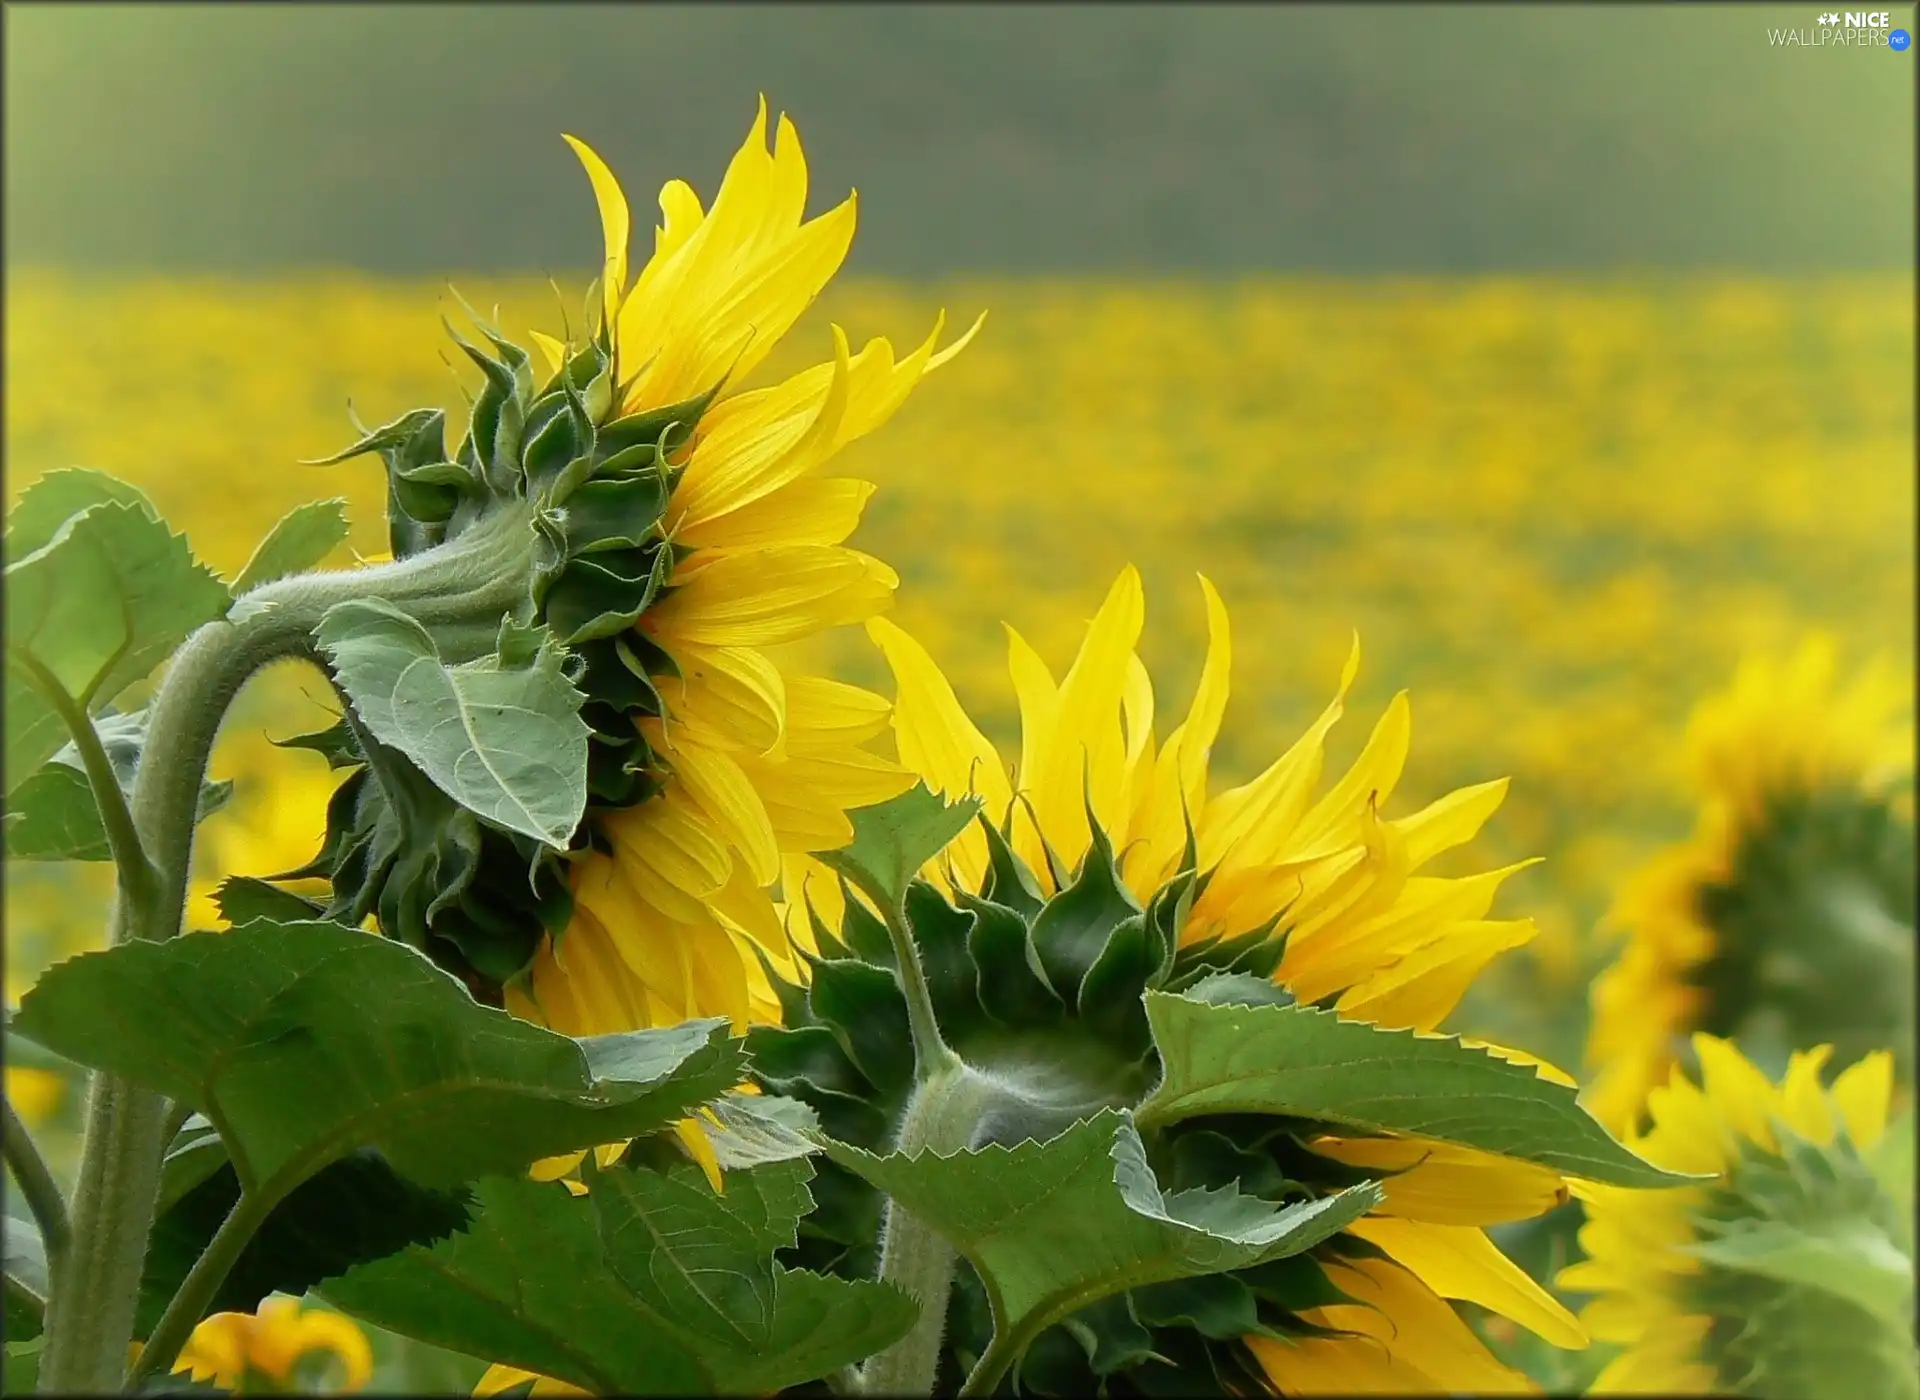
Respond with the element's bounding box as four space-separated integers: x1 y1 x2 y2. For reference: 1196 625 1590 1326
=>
1584 638 1915 1132
167 1297 373 1395
1561 1036 1908 1397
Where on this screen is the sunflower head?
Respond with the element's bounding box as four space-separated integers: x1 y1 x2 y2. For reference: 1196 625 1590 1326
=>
1563 1036 1915 1399
751 571 1601 1395
1585 639 1915 1132
271 104 977 1019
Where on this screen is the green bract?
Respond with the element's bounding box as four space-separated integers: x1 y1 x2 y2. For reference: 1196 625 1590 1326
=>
748 787 1679 1395
1691 789 1915 1082
1683 1124 1918 1399
270 312 720 998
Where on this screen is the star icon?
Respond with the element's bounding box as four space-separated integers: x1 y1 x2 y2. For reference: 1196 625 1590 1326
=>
1818 11 1841 24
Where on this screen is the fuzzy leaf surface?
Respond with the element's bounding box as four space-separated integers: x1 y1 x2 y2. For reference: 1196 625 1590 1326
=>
323 1161 915 1395
4 488 228 794
315 600 590 849
11 921 742 1200
231 497 352 593
815 784 983 908
820 1110 1379 1362
1136 991 1684 1186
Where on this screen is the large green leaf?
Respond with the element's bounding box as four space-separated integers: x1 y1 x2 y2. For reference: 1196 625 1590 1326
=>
1135 991 1684 1187
3 1197 46 1343
314 600 589 850
3 468 155 561
816 784 984 909
11 921 742 1201
324 1159 916 1395
820 1110 1380 1367
231 498 351 594
5 485 228 794
4 710 231 861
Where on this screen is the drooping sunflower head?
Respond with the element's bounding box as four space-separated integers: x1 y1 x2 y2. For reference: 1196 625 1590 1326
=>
290 101 978 1017
1561 1035 1914 1399
752 569 1595 1394
1585 638 1915 1132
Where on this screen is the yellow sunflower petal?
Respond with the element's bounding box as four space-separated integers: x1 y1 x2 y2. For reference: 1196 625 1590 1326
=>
1829 1050 1895 1148
1348 1216 1588 1350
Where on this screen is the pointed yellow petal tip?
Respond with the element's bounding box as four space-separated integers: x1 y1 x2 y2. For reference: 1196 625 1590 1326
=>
927 308 989 372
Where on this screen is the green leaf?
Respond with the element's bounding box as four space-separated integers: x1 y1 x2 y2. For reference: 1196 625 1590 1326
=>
231 498 351 594
137 1149 472 1339
212 877 327 927
4 1336 44 1396
5 494 228 794
3 1198 46 1343
5 710 231 862
3 468 155 561
819 1110 1380 1367
11 921 743 1202
1135 991 1687 1187
1686 1217 1915 1333
815 784 984 910
324 1159 916 1395
695 1093 822 1170
1868 1109 1915 1246
315 599 590 850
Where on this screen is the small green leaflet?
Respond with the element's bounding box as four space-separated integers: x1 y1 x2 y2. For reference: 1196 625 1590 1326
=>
816 784 985 909
5 474 228 795
324 1160 916 1395
11 921 743 1203
819 1110 1380 1370
314 599 590 849
231 498 351 594
1135 991 1688 1187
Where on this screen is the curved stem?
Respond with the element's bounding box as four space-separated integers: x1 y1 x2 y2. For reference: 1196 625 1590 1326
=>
36 510 538 1395
881 895 960 1086
4 1094 70 1259
20 656 156 910
123 1189 271 1391
958 1330 1023 1399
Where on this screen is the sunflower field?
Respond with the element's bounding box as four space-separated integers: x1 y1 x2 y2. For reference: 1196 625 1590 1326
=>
3 106 1913 1399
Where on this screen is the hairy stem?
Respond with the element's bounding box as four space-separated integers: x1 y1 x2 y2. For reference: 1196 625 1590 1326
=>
881 895 960 1085
124 1190 271 1390
36 508 538 1395
4 1093 70 1262
858 1065 996 1397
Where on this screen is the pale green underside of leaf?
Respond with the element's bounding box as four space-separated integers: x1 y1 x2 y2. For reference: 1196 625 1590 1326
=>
4 473 228 794
315 598 589 849
232 497 352 594
324 1162 915 1395
821 1109 1380 1356
11 922 743 1199
1136 990 1687 1187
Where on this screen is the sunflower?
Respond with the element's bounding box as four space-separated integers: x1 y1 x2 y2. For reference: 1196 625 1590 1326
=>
160 1296 374 1395
760 568 1590 1394
490 101 982 1043
1560 1035 1912 1398
1584 637 1914 1133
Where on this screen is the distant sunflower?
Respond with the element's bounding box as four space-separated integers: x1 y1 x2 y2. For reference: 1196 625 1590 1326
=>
501 100 982 1038
765 568 1588 1394
1561 1035 1912 1398
1584 638 1914 1132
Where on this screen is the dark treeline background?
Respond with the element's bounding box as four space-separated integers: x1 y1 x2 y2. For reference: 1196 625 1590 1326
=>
5 3 1914 275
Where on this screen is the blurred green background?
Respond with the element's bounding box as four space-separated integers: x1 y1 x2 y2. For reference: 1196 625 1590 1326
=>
6 3 1914 276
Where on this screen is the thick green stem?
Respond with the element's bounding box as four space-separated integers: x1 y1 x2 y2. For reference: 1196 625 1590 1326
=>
858 1065 997 1397
124 1190 271 1390
35 509 538 1395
